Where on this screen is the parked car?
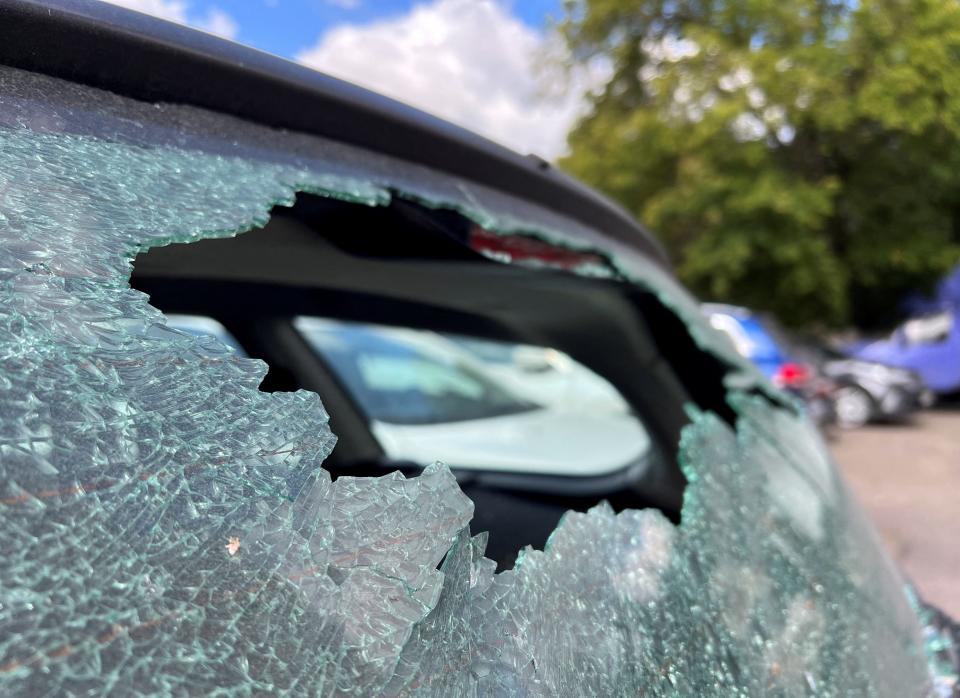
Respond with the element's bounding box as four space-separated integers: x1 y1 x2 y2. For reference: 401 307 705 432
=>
778 332 933 428
0 2 955 695
854 309 960 395
702 303 837 427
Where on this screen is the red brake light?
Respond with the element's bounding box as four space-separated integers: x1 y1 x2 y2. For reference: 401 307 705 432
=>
774 362 811 388
468 226 608 271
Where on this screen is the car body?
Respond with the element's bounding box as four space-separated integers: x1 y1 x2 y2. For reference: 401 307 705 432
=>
0 2 956 695
784 334 932 427
854 310 960 395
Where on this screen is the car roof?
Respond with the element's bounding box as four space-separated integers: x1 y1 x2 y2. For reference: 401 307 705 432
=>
0 0 670 268
701 302 753 318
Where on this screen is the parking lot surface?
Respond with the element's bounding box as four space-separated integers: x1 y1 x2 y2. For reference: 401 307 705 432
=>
830 408 960 617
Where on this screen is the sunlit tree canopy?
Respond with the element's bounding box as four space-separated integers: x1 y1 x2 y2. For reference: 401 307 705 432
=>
558 0 960 327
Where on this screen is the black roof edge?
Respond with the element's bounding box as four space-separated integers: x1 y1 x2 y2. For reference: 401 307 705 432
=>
0 0 669 267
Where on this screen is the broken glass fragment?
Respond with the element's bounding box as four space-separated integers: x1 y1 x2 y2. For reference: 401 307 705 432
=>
0 63 950 696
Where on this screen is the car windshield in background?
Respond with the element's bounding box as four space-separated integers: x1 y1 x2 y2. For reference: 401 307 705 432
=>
901 312 954 345
294 318 538 425
445 335 631 415
708 311 781 361
756 315 825 362
294 317 653 477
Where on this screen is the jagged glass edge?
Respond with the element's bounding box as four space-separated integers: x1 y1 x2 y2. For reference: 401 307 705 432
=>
0 62 951 695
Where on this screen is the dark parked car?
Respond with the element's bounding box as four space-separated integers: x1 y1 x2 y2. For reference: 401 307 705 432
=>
703 302 932 428
0 2 956 695
783 334 933 428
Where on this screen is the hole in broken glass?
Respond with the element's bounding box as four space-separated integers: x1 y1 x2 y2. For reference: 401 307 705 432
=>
2 62 941 692
130 193 697 569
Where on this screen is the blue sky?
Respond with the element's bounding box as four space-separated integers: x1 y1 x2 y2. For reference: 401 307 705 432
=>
106 0 596 158
216 0 564 59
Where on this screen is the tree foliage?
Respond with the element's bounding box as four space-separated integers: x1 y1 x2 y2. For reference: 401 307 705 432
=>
557 0 960 327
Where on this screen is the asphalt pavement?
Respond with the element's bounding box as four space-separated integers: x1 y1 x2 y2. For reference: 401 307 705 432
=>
830 407 960 618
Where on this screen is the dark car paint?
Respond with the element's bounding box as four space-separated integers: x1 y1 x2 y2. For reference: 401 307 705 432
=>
785 338 930 423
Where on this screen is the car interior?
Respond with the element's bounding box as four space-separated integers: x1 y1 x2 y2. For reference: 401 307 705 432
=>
131 193 735 568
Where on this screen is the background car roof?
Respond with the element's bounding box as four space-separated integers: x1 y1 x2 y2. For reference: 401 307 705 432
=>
701 302 753 318
0 0 670 267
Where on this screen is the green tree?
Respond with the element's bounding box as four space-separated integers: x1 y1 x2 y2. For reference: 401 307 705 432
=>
557 0 960 327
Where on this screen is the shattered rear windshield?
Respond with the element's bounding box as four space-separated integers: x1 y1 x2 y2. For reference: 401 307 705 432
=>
0 63 952 696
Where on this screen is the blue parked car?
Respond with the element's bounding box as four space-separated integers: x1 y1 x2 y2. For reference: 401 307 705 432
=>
702 304 836 425
701 303 787 379
854 310 960 395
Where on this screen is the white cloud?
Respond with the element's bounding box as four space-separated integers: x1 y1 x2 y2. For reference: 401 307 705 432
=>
196 7 238 38
101 0 239 39
326 0 361 8
296 0 605 159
